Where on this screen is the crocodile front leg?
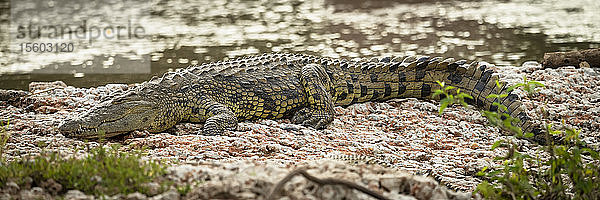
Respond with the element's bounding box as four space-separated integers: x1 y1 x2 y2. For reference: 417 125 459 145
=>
292 64 335 129
188 98 238 136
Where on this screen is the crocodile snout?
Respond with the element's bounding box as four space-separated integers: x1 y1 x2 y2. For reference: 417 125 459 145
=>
58 119 80 136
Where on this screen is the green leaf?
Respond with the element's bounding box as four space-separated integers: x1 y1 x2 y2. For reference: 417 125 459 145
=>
582 148 599 159
487 94 499 99
492 102 507 111
507 84 522 93
491 140 504 150
439 103 448 115
524 132 534 138
481 166 488 172
462 93 473 99
440 98 450 104
436 80 444 87
432 90 443 98
528 81 545 87
487 169 502 176
495 80 503 88
439 98 451 114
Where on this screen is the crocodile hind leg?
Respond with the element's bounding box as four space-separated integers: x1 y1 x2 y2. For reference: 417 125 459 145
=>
292 64 335 129
196 101 238 136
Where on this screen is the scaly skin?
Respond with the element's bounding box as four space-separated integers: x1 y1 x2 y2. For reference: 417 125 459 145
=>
59 53 535 139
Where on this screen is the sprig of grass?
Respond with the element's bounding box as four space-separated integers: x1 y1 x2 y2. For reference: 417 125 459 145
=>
0 145 168 196
432 81 473 115
0 119 9 161
436 76 600 199
507 75 545 97
482 80 527 137
176 183 192 196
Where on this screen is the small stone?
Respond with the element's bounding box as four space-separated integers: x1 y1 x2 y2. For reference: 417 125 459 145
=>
41 178 63 195
582 67 597 76
143 182 162 196
151 189 180 200
0 193 11 200
521 61 543 72
5 182 19 195
64 190 93 200
19 190 35 200
367 114 389 121
17 187 50 199
36 105 59 114
379 177 400 192
280 123 301 131
96 194 122 200
126 192 147 200
31 187 43 193
429 187 450 199
259 143 281 154
259 120 278 127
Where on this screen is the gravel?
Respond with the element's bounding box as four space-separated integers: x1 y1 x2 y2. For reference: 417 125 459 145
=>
0 161 477 200
0 61 599 199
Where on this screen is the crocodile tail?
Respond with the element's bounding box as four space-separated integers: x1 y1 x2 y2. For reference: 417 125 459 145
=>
336 56 534 133
410 56 535 134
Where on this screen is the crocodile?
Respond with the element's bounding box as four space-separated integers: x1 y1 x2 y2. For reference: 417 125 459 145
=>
58 53 536 139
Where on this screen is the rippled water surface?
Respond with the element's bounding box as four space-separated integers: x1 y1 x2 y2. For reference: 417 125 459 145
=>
1 0 599 89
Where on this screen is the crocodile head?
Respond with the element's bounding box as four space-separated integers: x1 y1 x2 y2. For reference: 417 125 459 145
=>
59 88 178 139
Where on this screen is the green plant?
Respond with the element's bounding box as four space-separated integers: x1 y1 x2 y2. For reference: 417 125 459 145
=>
432 80 473 115
0 119 9 161
436 77 600 200
538 123 599 199
508 76 544 96
476 122 600 200
176 183 192 196
482 80 529 137
0 144 168 196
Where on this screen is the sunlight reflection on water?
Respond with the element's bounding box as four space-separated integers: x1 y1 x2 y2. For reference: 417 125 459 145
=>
0 0 599 89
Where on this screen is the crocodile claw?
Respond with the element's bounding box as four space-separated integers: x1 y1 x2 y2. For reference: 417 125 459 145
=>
292 108 330 130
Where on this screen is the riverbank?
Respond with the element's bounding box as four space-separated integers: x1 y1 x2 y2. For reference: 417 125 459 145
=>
1 62 599 199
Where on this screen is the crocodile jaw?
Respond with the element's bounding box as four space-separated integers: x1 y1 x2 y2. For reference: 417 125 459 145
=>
58 97 162 139
59 117 130 139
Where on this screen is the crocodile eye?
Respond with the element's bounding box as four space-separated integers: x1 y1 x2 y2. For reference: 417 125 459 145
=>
142 117 149 122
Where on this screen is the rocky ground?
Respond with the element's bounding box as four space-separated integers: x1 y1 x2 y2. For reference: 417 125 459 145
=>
0 61 599 199
1 161 476 200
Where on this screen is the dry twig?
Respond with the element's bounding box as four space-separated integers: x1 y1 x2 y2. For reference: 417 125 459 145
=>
266 167 390 200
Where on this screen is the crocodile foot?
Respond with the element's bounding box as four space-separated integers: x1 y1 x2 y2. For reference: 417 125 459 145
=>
291 107 332 130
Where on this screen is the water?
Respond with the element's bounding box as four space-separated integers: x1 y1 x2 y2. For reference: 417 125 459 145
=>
1 0 599 90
